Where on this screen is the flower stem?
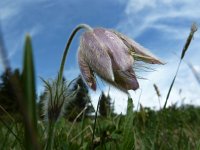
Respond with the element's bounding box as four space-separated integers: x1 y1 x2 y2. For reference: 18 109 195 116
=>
58 24 93 82
91 99 100 150
45 121 55 150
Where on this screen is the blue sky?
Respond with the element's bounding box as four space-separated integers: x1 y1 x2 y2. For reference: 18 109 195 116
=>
1 0 200 113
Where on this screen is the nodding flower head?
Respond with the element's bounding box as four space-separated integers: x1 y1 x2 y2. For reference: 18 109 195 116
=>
78 28 163 92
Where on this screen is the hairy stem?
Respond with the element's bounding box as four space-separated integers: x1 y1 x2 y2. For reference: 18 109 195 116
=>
45 121 55 150
91 99 100 150
58 24 93 82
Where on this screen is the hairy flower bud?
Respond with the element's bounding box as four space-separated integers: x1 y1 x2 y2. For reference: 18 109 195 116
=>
42 77 77 123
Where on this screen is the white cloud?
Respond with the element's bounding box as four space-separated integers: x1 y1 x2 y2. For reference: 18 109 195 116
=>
29 25 43 38
0 0 49 22
125 0 157 14
0 7 18 22
117 0 200 39
2 24 42 60
90 87 130 113
0 1 46 61
64 68 80 81
138 59 200 107
194 66 200 72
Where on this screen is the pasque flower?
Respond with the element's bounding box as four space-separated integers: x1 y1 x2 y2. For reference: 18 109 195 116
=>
78 28 163 92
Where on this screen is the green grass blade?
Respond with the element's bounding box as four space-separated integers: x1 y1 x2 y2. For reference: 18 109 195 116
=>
22 35 37 127
121 97 135 150
22 35 39 149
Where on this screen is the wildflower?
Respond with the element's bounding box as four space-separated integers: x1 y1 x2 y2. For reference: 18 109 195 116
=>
78 28 163 92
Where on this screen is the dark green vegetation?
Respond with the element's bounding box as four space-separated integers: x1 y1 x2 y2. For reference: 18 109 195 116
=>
1 95 200 149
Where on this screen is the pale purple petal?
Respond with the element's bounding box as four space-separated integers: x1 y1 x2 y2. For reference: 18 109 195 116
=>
112 30 164 64
94 28 134 71
78 50 96 90
80 31 115 83
114 68 139 91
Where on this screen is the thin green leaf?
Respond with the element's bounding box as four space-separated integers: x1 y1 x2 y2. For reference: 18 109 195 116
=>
121 97 135 150
22 34 37 128
22 35 39 149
